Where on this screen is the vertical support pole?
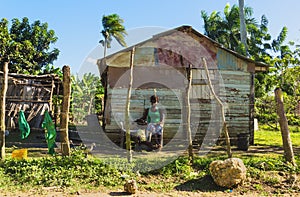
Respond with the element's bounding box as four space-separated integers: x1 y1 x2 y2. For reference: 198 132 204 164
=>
49 78 54 116
125 47 135 163
0 62 8 160
60 65 71 156
54 82 60 130
249 72 255 145
186 64 193 161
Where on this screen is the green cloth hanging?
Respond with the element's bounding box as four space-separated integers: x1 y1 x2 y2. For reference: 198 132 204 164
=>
18 110 30 139
42 111 57 155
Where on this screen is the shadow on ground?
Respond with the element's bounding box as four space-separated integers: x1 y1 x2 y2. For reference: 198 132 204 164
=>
109 191 132 196
175 175 226 192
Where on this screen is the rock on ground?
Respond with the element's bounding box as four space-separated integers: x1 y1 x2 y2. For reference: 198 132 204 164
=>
209 157 247 188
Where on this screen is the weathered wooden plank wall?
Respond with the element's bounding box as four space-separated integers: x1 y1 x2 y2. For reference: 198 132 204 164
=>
217 48 252 144
103 47 254 147
188 68 222 146
104 87 183 144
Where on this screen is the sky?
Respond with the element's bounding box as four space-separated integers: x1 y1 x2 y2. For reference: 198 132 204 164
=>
1 0 300 74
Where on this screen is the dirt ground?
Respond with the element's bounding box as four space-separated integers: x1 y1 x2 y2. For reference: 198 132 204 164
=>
2 187 299 197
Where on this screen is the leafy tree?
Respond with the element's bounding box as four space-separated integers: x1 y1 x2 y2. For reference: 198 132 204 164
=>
201 4 295 96
201 4 300 126
42 64 63 78
202 4 250 55
0 19 11 62
283 64 300 98
201 3 273 62
99 14 127 57
0 17 59 74
71 73 103 124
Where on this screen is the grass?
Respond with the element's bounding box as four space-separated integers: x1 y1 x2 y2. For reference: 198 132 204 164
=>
0 124 300 195
255 124 300 147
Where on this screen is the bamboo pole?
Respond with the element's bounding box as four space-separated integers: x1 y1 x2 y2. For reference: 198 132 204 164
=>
202 58 232 158
60 65 71 156
49 79 54 116
186 64 193 160
0 62 8 160
125 47 135 163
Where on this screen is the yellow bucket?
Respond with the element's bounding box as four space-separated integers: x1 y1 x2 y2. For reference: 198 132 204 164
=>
12 149 28 160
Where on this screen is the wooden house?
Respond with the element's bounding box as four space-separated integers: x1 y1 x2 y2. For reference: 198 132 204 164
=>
97 26 268 149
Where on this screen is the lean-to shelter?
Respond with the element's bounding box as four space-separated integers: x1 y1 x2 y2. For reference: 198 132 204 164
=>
0 72 61 132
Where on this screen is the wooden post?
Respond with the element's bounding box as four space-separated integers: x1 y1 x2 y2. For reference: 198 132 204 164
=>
275 88 295 165
54 83 60 130
49 78 54 116
249 72 255 145
125 47 135 163
0 62 8 160
60 66 71 156
202 58 232 158
186 65 193 161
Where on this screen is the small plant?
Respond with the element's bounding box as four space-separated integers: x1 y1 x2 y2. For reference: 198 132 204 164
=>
159 157 193 178
263 175 280 185
253 184 263 190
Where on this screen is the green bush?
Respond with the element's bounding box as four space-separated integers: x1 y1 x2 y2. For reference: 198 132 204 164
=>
286 114 300 126
0 150 131 188
0 152 299 193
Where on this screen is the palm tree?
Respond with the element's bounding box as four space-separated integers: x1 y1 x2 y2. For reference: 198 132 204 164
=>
201 4 257 55
100 14 127 57
99 13 127 127
238 0 248 55
99 14 130 161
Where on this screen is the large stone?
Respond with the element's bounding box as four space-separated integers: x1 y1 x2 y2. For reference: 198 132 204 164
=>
124 179 138 194
209 158 247 188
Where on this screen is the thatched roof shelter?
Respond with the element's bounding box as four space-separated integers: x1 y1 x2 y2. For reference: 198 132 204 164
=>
0 72 62 131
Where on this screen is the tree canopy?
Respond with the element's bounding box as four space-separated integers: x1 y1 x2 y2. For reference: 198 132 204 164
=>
201 3 300 125
201 3 273 61
201 4 299 97
99 14 127 57
71 73 103 124
0 17 59 74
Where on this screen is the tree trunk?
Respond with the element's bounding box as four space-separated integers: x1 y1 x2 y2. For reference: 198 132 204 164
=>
125 47 135 163
88 97 93 115
0 62 8 160
103 39 107 58
202 58 232 158
186 65 193 161
275 88 295 165
238 0 248 55
60 65 71 156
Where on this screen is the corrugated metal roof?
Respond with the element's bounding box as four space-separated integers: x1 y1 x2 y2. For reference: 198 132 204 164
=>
97 25 269 72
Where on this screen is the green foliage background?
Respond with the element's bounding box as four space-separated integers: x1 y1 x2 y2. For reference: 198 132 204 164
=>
0 17 60 74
